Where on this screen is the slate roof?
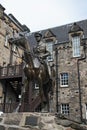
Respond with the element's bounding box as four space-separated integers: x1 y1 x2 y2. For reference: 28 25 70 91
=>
28 19 87 50
42 19 87 43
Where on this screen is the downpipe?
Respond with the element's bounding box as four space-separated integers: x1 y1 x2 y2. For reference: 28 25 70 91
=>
77 41 86 122
55 47 59 113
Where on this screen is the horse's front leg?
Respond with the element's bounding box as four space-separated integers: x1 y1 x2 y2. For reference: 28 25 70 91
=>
38 79 44 111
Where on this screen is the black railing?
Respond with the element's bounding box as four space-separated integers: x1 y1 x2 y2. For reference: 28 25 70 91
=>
0 64 23 79
0 103 19 113
0 102 40 113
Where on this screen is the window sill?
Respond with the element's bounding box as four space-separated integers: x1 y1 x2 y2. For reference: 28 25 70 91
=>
71 56 81 59
60 85 69 88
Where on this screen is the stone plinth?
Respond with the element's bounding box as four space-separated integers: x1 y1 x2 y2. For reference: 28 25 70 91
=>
0 112 86 130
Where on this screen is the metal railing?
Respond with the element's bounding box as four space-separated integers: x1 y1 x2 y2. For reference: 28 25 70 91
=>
0 102 41 113
0 64 23 79
0 103 19 113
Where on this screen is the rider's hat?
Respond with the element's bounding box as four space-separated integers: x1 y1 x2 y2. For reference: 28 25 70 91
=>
34 32 42 38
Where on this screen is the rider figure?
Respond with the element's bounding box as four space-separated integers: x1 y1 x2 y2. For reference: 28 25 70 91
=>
34 32 53 96
33 32 50 63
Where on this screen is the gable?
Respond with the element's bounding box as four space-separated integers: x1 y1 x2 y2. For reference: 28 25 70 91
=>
43 29 56 38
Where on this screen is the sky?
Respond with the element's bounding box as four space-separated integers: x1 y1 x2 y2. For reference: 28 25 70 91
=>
0 0 87 32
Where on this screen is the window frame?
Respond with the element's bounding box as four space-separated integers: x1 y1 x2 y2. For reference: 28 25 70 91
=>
12 44 17 53
60 73 68 87
46 42 53 61
4 34 9 47
61 104 69 115
86 104 87 119
72 36 80 57
34 83 39 90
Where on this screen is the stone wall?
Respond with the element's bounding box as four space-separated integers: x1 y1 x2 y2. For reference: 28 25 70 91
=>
54 38 87 122
0 4 24 107
0 112 78 130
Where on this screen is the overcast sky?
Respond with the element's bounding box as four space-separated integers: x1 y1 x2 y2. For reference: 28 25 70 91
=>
1 0 87 32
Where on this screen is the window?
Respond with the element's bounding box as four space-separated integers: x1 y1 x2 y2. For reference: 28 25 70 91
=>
5 35 9 47
35 83 39 89
61 104 69 115
2 67 7 76
72 36 80 57
60 73 68 87
85 103 87 120
46 42 53 61
12 44 16 52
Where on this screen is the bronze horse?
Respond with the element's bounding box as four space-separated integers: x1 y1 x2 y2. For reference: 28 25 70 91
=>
9 34 53 112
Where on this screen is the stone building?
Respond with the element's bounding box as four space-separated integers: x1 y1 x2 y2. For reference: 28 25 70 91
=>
15 19 87 122
50 21 87 122
0 4 53 113
29 20 87 122
53 21 87 123
0 4 30 112
0 3 87 123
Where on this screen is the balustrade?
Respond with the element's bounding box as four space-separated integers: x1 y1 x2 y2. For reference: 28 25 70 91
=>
0 64 23 79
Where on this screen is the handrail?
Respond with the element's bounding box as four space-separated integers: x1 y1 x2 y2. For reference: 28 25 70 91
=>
0 64 23 79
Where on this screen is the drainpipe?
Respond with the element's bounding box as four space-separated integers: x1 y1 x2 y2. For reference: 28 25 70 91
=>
77 41 86 122
55 47 59 112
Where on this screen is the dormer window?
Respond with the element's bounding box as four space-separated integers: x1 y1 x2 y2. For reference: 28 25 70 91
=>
68 22 83 58
43 30 56 61
72 36 80 57
12 44 16 52
5 34 10 47
5 35 8 47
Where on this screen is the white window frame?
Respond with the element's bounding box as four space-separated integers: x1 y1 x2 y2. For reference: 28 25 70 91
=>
35 83 39 89
12 44 16 52
61 104 69 115
60 73 68 87
2 67 7 76
72 36 80 57
86 104 87 119
5 34 9 47
46 42 53 61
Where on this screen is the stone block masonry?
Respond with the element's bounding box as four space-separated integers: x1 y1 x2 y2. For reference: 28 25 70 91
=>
0 112 79 130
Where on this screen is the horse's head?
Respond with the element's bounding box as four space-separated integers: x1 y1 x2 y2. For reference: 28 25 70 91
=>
8 33 30 51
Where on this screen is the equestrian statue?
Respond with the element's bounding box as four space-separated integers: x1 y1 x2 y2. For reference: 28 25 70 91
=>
9 32 54 112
